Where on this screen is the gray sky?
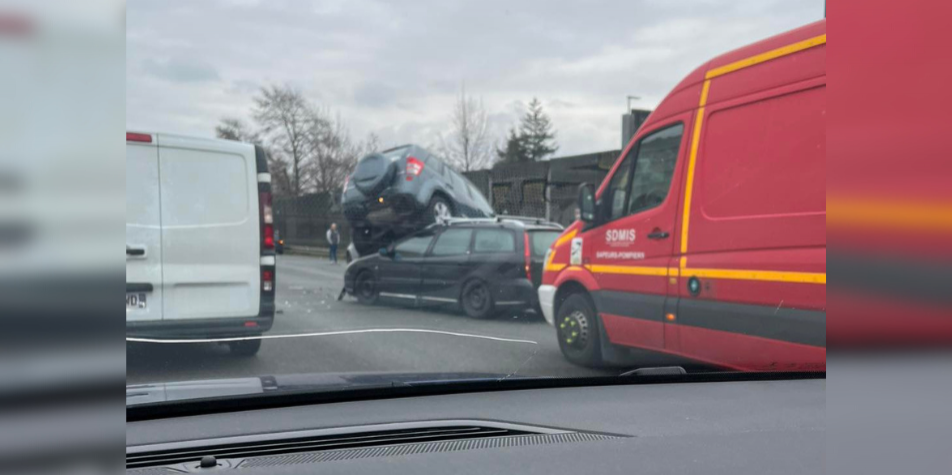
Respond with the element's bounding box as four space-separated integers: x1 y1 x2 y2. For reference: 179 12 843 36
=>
127 0 822 157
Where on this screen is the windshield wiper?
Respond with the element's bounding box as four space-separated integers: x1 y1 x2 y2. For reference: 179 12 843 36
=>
618 366 687 377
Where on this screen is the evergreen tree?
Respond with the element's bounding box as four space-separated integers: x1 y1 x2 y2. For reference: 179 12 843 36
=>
496 127 528 164
519 97 558 161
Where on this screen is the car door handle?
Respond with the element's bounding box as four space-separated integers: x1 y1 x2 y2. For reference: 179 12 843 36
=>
647 231 670 240
126 246 146 257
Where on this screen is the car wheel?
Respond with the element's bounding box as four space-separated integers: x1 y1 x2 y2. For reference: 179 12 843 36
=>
355 271 378 304
228 337 262 357
556 293 602 367
461 280 494 319
427 196 454 224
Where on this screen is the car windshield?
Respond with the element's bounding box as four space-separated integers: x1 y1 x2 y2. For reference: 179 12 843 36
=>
124 1 829 405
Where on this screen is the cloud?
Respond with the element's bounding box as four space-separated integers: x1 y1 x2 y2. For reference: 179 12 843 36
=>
142 58 220 83
127 0 823 155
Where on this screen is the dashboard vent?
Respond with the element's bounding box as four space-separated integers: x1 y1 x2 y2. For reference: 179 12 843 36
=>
128 422 604 470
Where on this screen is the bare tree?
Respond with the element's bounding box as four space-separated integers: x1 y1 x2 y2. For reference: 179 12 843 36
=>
307 110 345 195
252 85 314 197
215 117 258 142
215 117 293 196
363 132 381 155
439 86 494 172
215 85 378 198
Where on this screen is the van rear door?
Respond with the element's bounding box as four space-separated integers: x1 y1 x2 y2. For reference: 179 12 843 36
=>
126 133 164 322
157 135 261 321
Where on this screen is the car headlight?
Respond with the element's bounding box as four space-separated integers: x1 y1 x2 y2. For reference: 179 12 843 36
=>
543 248 552 272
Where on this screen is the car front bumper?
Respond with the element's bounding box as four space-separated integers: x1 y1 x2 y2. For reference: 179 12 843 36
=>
537 284 557 325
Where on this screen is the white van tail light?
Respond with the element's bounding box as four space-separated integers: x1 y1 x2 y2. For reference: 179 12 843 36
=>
126 132 152 143
259 191 274 250
262 269 274 292
405 157 424 181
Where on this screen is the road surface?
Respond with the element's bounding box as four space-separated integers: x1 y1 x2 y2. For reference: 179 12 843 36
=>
127 254 613 385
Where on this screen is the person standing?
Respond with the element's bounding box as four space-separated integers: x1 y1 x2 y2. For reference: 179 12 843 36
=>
326 223 341 264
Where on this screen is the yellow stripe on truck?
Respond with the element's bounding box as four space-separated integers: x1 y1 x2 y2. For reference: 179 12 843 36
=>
680 81 710 255
580 264 825 285
588 265 670 277
828 197 952 231
705 34 827 79
683 268 826 285
554 229 577 248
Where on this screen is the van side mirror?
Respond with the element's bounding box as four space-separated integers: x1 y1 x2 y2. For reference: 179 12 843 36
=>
577 183 597 223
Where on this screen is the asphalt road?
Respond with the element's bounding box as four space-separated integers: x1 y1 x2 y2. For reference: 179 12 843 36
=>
127 254 613 385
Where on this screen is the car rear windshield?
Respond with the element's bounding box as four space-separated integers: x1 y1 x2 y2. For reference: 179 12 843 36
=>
528 230 561 257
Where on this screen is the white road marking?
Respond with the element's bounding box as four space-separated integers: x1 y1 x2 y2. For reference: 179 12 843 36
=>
127 328 539 345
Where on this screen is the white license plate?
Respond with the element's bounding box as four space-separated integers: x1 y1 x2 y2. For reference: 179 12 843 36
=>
126 292 147 310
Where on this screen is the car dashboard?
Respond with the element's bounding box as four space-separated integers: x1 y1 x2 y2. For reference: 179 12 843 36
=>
127 375 824 474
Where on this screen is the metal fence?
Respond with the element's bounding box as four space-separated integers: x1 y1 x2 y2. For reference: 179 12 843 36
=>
273 193 350 249
273 149 622 249
467 149 621 226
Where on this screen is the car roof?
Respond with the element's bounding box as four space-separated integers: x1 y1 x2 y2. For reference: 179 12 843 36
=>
434 217 563 232
380 144 452 167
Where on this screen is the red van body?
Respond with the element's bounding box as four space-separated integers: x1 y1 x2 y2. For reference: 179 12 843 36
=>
538 20 826 371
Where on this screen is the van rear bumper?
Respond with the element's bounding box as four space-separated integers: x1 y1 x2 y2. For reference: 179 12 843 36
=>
127 313 274 339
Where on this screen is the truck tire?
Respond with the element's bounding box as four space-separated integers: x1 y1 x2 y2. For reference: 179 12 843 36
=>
556 293 602 367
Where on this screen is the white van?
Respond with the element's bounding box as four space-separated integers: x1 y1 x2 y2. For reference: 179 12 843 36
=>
126 132 276 356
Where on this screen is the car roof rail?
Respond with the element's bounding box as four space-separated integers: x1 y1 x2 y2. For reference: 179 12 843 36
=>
439 216 563 229
441 217 497 226
493 215 564 228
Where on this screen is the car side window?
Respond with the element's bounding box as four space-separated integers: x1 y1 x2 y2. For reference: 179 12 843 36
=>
604 151 634 221
627 124 684 215
473 229 515 253
430 229 473 256
393 233 434 258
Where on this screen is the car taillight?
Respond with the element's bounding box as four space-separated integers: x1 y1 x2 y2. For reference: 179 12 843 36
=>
343 174 350 189
405 157 424 181
262 269 274 292
524 233 532 282
260 191 274 249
